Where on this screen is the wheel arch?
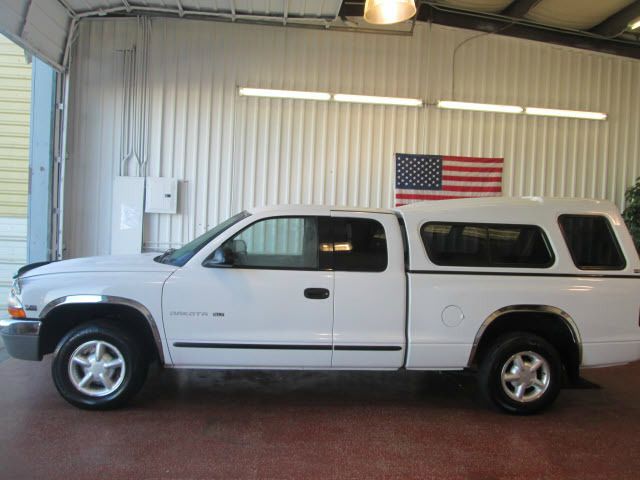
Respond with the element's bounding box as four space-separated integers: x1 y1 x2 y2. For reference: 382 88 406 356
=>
39 295 165 364
468 305 582 378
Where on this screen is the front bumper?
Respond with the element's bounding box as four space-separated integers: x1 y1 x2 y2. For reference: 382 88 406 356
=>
0 317 42 361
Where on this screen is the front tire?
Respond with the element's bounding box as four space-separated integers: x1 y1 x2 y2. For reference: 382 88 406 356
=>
478 332 562 414
52 321 148 410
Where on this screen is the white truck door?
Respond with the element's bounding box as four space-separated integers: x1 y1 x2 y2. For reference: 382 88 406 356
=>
329 212 406 368
163 215 334 368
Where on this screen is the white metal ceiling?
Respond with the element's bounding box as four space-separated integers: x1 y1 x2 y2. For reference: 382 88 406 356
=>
526 0 637 30
63 0 341 18
440 0 638 30
62 0 342 19
0 0 638 71
0 0 71 70
0 0 342 70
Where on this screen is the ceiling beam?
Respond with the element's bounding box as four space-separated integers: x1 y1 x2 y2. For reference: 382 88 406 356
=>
591 0 640 37
500 0 542 18
339 1 364 17
175 0 185 16
57 0 77 17
416 5 640 59
19 0 33 37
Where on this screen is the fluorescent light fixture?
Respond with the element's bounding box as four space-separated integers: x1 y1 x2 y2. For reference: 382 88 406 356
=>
630 17 640 30
525 107 607 120
238 87 330 101
437 100 523 114
333 93 423 107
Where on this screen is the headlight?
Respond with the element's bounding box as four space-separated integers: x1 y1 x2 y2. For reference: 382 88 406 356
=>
7 280 25 319
12 277 22 295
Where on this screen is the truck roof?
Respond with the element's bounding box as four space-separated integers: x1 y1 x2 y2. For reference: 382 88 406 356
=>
248 197 620 217
396 196 619 215
248 204 396 215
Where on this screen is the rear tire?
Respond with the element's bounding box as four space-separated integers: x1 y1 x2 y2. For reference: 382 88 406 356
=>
52 321 148 410
478 332 562 414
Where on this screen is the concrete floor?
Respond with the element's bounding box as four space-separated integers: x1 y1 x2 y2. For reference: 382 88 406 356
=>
1 357 640 479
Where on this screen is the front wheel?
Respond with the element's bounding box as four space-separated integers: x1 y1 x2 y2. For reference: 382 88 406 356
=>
478 332 562 414
52 321 148 409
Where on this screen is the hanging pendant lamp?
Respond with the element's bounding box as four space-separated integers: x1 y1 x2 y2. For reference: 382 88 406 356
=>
363 0 417 25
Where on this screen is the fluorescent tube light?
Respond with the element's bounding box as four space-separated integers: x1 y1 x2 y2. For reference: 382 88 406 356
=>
437 100 523 114
238 87 331 101
525 107 607 120
333 93 423 107
630 18 640 30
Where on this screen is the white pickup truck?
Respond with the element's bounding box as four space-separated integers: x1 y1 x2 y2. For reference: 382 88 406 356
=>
2 197 640 414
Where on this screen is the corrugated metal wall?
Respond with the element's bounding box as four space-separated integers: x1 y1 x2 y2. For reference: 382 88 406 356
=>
65 18 640 258
0 34 31 304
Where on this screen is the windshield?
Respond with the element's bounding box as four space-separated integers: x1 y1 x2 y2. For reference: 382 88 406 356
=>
155 211 251 266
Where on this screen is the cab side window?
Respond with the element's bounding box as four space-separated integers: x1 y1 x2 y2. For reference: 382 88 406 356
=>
224 216 319 269
559 215 625 270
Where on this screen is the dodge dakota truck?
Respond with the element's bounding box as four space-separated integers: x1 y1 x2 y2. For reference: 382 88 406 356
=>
2 197 640 414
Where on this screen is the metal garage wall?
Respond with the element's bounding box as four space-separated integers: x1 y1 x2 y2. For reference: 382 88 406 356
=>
65 18 640 258
0 34 30 304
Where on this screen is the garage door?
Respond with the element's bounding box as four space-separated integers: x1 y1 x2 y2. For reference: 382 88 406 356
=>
0 34 30 307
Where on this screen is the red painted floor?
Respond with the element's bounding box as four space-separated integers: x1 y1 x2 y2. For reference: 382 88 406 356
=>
1 357 639 479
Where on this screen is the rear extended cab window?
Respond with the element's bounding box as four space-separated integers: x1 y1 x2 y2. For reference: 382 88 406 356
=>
558 214 626 270
420 222 555 268
330 217 388 272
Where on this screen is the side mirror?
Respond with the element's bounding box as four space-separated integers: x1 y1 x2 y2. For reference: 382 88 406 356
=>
203 246 235 268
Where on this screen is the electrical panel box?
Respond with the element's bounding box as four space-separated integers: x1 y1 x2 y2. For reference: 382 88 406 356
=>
145 177 178 214
111 176 145 254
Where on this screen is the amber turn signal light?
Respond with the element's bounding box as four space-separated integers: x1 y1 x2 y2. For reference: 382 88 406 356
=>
8 306 26 319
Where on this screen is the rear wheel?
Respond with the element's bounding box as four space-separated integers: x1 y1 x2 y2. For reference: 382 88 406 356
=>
478 332 562 414
52 321 148 409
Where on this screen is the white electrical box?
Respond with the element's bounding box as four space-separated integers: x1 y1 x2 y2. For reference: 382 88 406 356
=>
145 177 178 214
111 176 145 254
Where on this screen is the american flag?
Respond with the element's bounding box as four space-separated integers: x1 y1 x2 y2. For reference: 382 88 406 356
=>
395 154 503 206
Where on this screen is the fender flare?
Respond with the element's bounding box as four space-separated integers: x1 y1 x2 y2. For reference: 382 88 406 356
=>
467 304 582 367
40 294 166 364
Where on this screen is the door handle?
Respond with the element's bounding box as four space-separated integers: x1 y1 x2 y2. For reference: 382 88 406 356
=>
304 288 330 300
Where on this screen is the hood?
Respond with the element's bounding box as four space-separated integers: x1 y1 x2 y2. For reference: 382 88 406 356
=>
21 253 178 278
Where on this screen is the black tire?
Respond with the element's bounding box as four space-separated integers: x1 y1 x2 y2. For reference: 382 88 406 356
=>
52 321 148 410
478 332 562 414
